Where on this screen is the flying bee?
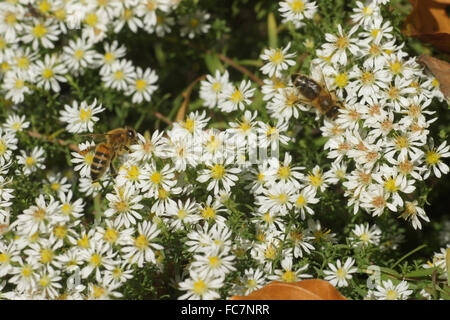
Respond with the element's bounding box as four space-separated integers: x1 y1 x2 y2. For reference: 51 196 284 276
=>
290 64 343 119
79 127 138 181
25 4 46 18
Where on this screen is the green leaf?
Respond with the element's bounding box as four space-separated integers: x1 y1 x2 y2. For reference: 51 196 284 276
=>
267 12 278 48
377 266 402 278
204 52 224 74
403 268 437 278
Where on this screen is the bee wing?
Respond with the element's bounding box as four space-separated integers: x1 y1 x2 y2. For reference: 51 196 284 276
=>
310 63 328 88
292 89 316 108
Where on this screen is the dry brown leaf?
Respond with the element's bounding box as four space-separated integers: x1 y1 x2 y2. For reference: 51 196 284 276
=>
229 279 347 300
402 0 450 53
417 54 450 98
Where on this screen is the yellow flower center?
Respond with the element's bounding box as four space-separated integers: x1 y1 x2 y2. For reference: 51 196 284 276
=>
270 49 284 65
54 9 66 20
278 166 290 179
371 195 385 208
42 68 53 79
15 79 25 89
22 266 32 278
212 82 221 92
404 202 417 216
135 79 147 91
0 253 9 264
114 200 128 213
281 270 296 282
387 85 400 100
150 172 161 184
336 35 349 49
336 268 347 280
263 212 273 223
208 256 220 267
264 244 276 260
335 72 348 88
360 233 369 242
386 290 398 300
431 78 439 88
77 234 89 248
296 194 305 207
79 107 92 121
308 172 323 187
0 141 6 155
118 166 134 181
93 285 106 299
394 135 409 149
238 119 251 132
158 188 169 199
85 13 98 27
114 70 124 80
177 209 187 220
90 254 101 267
210 164 225 180
41 249 53 264
390 60 402 74
369 43 381 56
277 193 288 204
104 227 118 243
290 231 303 242
266 125 277 137
190 18 199 28
230 89 243 103
201 206 216 219
361 71 374 84
104 52 115 64
183 118 195 133
5 12 16 25
53 225 67 239
426 150 440 165
193 279 207 295
289 0 304 13
32 23 47 38
33 207 46 221
74 50 84 60
39 0 51 13
363 6 373 15
135 234 149 250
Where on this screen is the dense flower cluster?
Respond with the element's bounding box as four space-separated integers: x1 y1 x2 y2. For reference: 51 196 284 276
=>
0 0 448 300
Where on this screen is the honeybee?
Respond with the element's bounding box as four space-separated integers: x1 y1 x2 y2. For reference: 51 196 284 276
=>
80 127 138 181
25 4 46 18
291 65 343 119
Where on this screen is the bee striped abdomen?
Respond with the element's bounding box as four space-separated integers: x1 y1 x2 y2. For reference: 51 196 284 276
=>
91 143 111 180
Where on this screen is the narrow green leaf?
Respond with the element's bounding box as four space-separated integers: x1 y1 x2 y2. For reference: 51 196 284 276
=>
403 268 437 278
267 12 278 48
154 42 166 68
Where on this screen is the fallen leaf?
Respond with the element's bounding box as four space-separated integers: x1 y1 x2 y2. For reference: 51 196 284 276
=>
417 54 450 98
229 279 347 300
403 0 450 53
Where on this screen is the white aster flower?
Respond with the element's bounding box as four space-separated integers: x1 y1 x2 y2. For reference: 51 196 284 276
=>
59 99 105 133
260 42 296 78
121 220 163 268
323 257 358 287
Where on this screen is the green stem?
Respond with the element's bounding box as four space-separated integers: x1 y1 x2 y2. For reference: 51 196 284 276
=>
391 244 427 269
